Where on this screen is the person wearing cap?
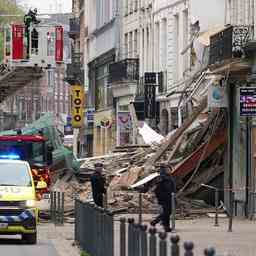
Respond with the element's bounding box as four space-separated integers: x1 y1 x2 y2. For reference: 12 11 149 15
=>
90 162 106 207
150 165 176 232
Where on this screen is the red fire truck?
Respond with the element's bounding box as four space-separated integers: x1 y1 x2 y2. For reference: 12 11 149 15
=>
0 134 53 200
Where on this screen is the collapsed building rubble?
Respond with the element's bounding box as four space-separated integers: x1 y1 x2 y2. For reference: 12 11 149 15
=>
48 95 227 219
47 28 229 219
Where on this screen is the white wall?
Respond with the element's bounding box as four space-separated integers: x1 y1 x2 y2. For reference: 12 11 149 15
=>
225 0 254 26
191 0 225 30
87 0 118 62
154 0 190 88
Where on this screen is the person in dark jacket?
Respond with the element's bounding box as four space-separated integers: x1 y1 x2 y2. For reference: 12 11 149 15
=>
150 165 176 232
90 162 106 207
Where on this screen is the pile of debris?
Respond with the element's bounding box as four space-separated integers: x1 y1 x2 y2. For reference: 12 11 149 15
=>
52 96 227 216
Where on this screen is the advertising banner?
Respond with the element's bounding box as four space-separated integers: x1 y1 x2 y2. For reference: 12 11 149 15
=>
55 26 64 63
71 85 84 128
12 24 24 60
240 87 256 116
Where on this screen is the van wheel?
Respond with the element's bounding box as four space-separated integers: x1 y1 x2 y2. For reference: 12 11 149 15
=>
22 232 37 244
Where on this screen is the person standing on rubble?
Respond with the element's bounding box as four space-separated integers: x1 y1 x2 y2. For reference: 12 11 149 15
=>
90 162 107 208
150 165 176 232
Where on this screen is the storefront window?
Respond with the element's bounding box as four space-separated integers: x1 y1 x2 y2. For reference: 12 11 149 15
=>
96 64 112 110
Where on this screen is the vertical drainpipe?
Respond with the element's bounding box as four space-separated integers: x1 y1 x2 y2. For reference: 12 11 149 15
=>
115 0 121 147
228 82 234 214
245 115 251 217
115 0 121 61
224 78 235 211
246 41 256 217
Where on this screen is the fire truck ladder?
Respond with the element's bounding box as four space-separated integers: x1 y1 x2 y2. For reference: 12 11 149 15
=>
0 62 43 103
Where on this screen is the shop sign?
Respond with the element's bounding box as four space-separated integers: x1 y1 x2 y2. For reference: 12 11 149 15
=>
240 87 256 116
208 84 228 108
86 108 95 123
71 85 84 128
64 124 73 135
55 26 64 63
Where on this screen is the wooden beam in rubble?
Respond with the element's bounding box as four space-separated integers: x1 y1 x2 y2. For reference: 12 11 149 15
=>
144 96 208 170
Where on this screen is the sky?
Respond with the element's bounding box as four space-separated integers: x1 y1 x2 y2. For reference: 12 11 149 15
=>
19 0 224 28
191 0 225 31
20 0 72 14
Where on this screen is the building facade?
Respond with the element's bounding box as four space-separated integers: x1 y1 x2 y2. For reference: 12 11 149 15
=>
78 0 227 156
112 0 191 143
82 0 119 156
153 0 190 135
206 0 256 216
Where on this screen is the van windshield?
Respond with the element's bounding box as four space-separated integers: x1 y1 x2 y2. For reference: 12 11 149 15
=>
0 162 32 187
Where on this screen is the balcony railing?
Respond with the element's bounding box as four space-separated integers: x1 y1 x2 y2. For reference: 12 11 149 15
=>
108 58 139 83
69 18 80 39
137 71 167 97
209 25 254 65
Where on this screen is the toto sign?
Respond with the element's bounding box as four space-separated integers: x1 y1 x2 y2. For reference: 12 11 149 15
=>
71 85 84 128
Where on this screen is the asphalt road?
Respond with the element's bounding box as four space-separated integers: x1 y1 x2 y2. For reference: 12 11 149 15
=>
0 235 59 256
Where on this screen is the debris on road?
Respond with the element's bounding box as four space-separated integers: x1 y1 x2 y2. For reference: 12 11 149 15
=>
47 96 227 219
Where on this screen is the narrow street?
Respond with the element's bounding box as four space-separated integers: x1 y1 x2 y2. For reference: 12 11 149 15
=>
0 238 58 256
1 0 256 255
0 223 79 256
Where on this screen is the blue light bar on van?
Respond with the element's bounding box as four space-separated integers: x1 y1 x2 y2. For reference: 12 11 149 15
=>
0 154 20 160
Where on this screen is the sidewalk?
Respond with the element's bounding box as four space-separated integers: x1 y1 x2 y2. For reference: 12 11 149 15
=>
49 213 256 256
115 214 256 256
38 222 80 256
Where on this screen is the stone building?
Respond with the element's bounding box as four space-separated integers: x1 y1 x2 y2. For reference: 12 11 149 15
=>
85 0 120 156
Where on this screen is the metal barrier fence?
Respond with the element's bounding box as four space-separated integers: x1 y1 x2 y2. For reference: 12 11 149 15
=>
74 199 223 256
121 218 218 256
50 191 65 225
75 199 114 256
74 190 256 256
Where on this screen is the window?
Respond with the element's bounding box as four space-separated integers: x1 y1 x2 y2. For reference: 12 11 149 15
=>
124 0 128 15
174 14 180 81
146 27 150 71
124 33 128 58
155 22 160 71
129 0 133 13
47 31 55 56
134 30 138 57
171 108 178 130
124 0 129 16
95 64 111 110
48 70 55 90
183 9 189 73
134 0 138 11
162 19 167 70
129 32 133 58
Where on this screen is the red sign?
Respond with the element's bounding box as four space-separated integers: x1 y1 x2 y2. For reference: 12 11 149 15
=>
55 26 64 63
12 24 24 60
